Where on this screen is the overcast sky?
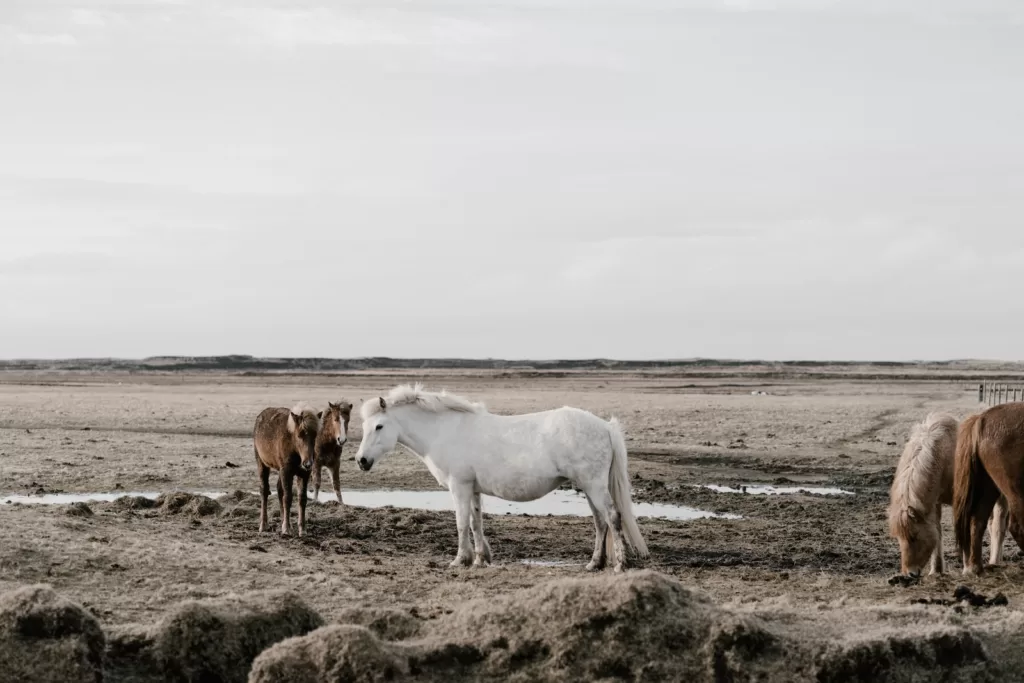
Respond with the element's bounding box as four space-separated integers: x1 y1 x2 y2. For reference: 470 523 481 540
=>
2 0 1023 360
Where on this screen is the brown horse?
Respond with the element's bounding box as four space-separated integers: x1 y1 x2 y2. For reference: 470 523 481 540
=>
889 412 1008 579
313 400 353 503
253 403 321 537
954 401 1024 575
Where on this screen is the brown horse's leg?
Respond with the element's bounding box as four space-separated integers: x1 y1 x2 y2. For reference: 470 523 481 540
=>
312 464 322 503
929 504 944 574
298 471 309 537
257 458 271 533
967 486 1000 575
330 462 343 505
1001 490 1024 562
281 468 294 536
276 475 286 534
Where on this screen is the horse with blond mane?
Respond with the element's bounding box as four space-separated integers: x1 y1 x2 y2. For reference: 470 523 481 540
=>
889 412 1008 580
312 400 353 503
253 403 321 537
353 384 649 572
954 402 1024 575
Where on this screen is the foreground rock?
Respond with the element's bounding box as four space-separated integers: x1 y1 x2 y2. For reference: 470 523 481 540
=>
0 584 105 683
248 571 993 683
103 589 325 683
155 589 324 683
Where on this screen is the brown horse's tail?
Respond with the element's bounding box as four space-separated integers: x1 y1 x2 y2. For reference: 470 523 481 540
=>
953 413 987 557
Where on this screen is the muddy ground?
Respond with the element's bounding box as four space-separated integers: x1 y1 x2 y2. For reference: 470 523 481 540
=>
2 369 1024 678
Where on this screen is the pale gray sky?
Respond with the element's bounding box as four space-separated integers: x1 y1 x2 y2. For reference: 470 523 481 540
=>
2 0 1023 360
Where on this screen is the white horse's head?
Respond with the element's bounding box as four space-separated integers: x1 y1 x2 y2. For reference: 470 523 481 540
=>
355 397 399 472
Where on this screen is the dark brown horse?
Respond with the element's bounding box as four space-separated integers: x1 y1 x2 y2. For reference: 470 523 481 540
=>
253 403 320 537
313 400 353 503
953 401 1024 575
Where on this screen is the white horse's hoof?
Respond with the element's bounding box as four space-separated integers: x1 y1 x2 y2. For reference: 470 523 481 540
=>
449 556 472 568
585 561 604 572
472 557 490 568
612 564 625 574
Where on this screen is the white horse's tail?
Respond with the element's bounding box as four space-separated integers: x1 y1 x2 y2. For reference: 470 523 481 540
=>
607 417 649 558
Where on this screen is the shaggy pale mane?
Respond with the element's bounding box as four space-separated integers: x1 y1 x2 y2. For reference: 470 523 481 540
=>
888 412 957 538
288 402 321 432
360 383 487 421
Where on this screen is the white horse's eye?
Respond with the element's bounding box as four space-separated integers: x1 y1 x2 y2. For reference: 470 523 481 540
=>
375 424 384 431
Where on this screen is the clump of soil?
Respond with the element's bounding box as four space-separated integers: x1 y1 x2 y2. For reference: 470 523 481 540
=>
249 625 410 683
65 502 94 517
0 584 105 683
245 571 1000 683
155 492 222 517
911 586 1009 609
111 495 158 511
153 589 324 683
335 607 423 641
106 623 161 683
816 628 989 682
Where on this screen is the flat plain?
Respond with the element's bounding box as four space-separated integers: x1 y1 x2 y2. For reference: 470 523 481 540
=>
3 363 1024 680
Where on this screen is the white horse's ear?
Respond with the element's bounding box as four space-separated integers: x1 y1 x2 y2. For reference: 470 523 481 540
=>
379 397 387 411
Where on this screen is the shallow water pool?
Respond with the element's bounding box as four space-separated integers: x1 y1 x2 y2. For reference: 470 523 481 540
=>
1 488 741 521
700 484 854 496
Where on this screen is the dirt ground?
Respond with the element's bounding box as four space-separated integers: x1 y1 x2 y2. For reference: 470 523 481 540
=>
2 369 1024 678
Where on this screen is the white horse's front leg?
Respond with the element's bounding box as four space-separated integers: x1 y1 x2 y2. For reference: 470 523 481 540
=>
471 492 491 567
449 481 474 567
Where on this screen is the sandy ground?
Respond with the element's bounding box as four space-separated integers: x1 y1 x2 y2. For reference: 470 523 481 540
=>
2 370 1023 676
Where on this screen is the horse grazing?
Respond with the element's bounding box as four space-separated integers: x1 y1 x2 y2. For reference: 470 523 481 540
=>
253 403 321 537
888 412 1008 579
313 400 353 503
954 402 1024 575
353 384 649 572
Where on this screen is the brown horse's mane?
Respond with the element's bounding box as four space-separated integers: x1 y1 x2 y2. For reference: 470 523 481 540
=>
888 412 957 538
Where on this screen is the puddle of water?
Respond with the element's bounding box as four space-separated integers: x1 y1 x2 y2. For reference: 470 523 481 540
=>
519 559 577 567
701 484 854 496
0 491 227 505
318 489 739 521
1 489 739 522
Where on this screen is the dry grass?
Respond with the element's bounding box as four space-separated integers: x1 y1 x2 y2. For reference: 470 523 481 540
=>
0 584 105 683
0 370 1022 680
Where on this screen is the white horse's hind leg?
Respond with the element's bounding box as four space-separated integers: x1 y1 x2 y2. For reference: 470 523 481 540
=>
448 481 474 567
582 482 626 572
989 497 1009 565
470 492 491 567
584 496 608 571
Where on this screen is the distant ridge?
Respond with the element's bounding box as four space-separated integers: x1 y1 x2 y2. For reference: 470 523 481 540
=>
1 355 1024 381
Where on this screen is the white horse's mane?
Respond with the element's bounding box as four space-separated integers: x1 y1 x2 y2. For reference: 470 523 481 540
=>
888 412 957 536
361 383 487 421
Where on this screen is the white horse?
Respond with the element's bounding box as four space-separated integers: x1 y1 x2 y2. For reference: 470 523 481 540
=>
353 384 649 572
